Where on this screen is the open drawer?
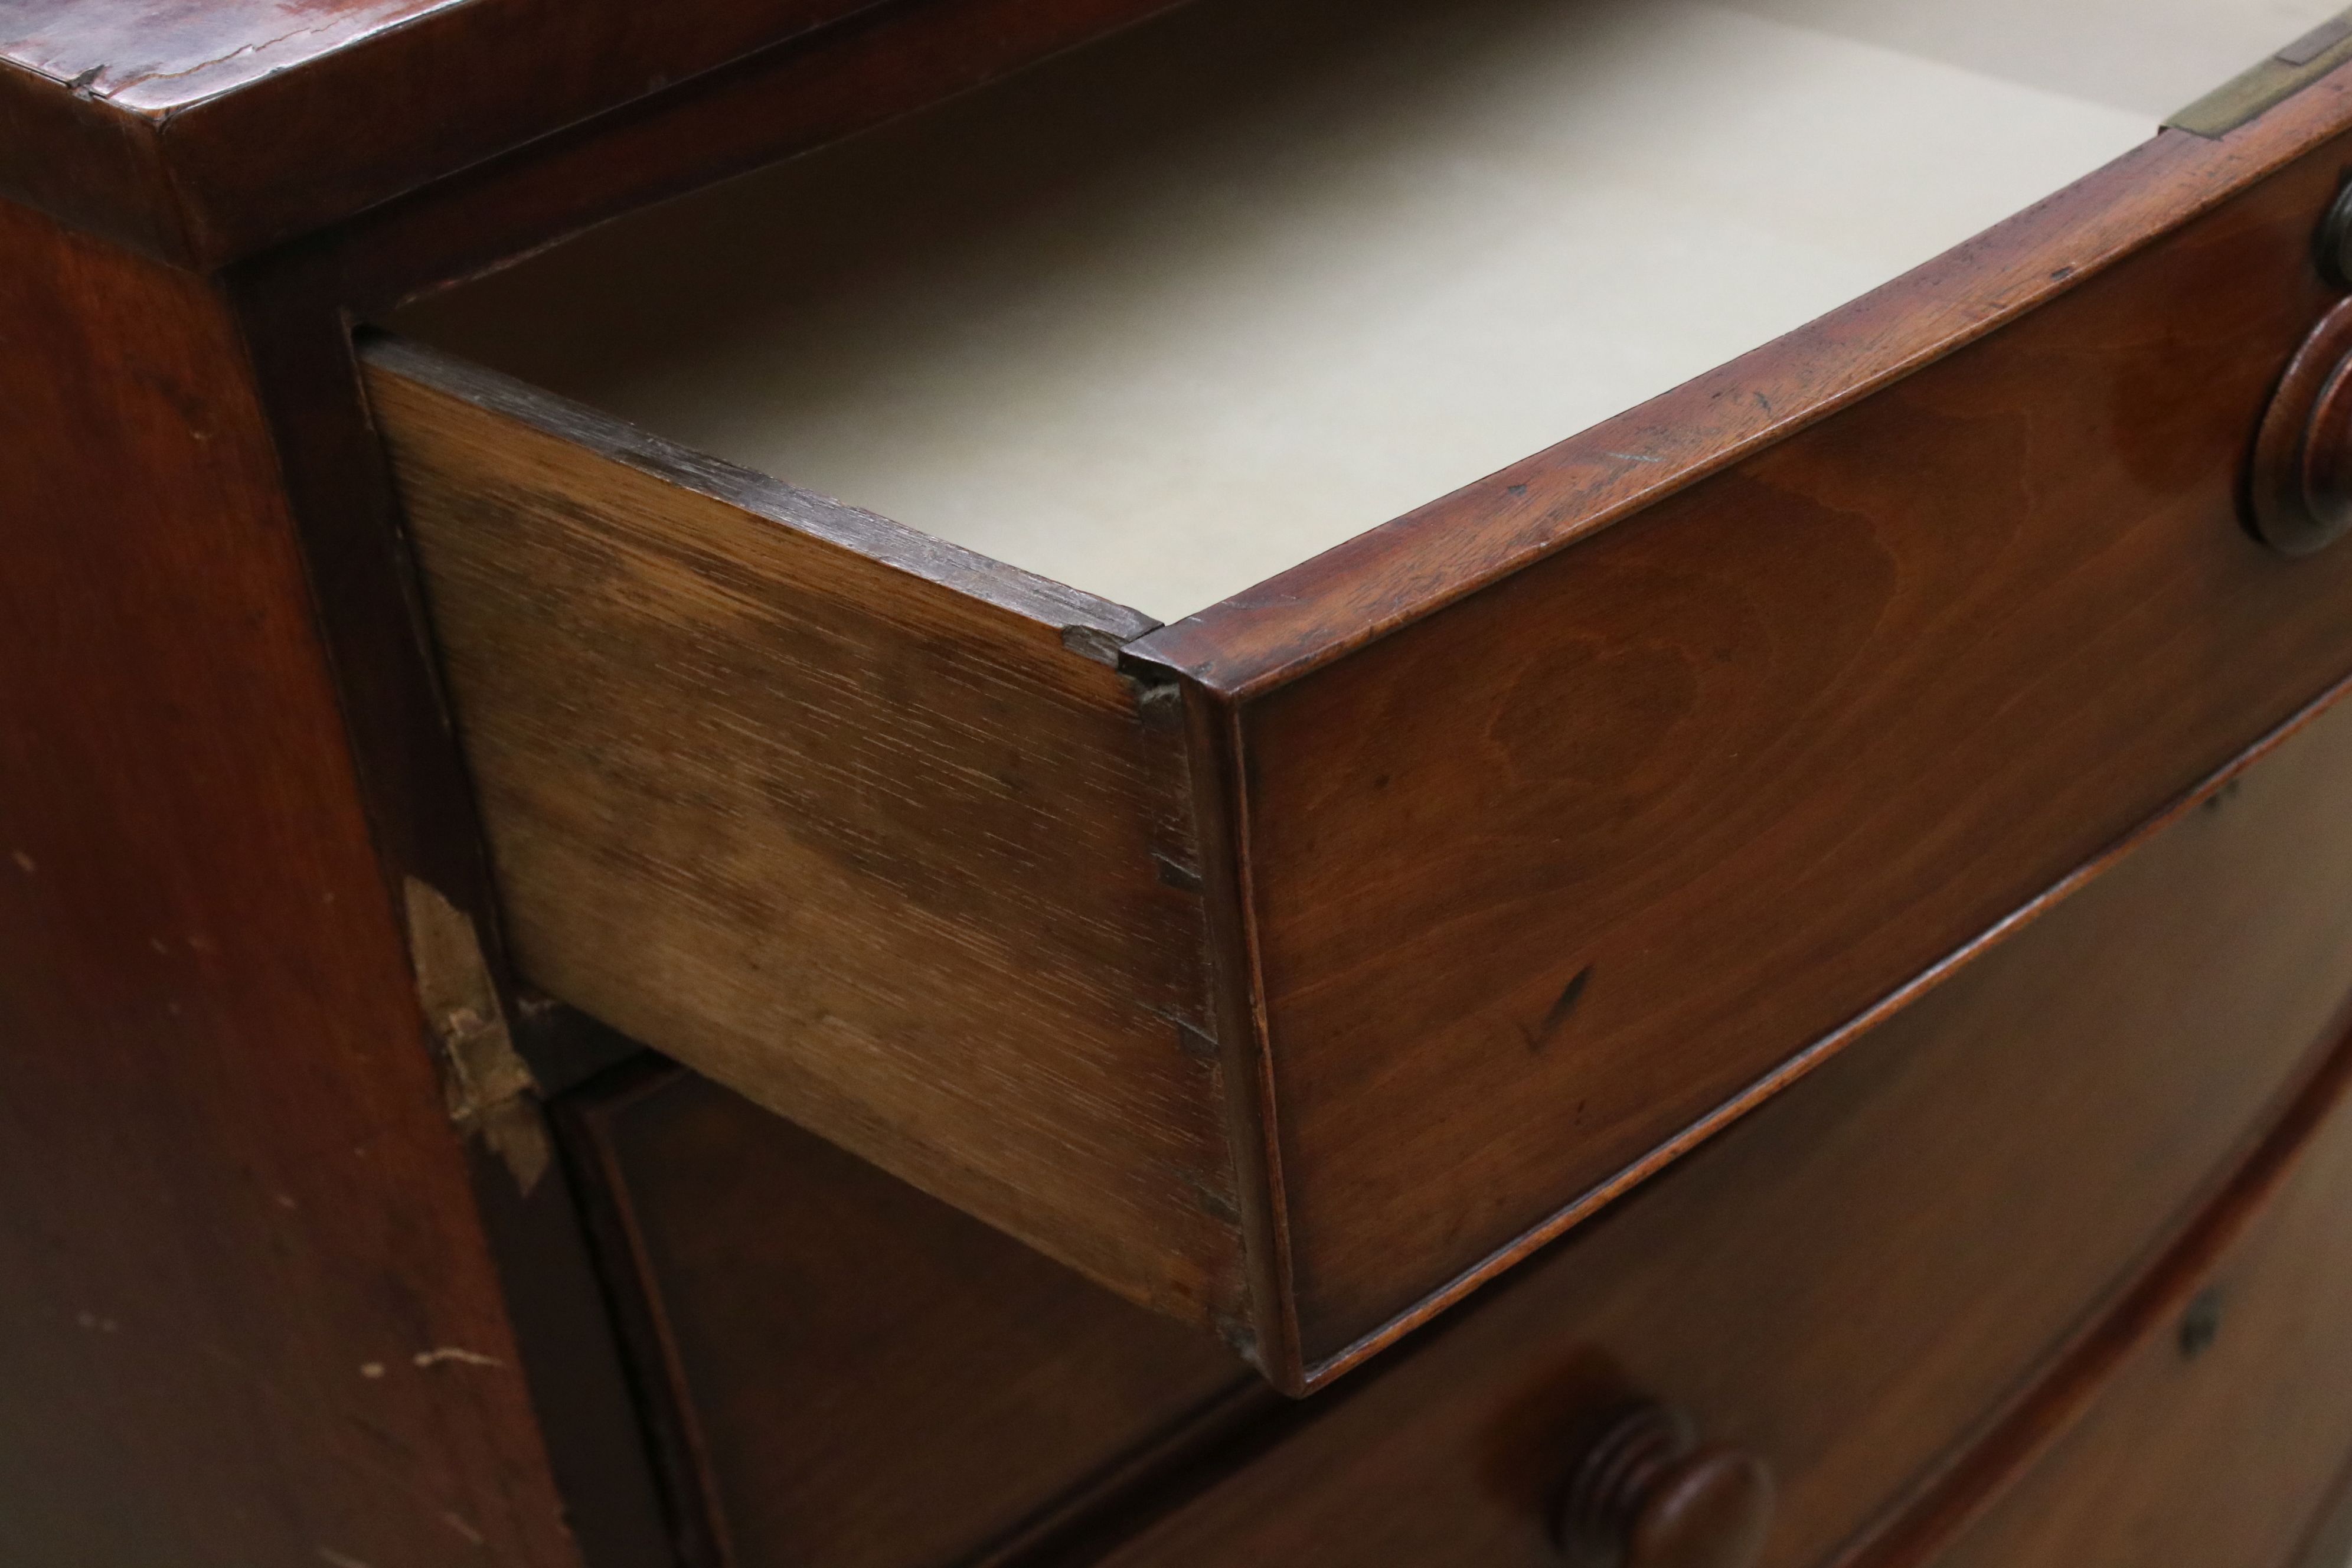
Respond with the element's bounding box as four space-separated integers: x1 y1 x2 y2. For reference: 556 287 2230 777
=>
367 0 2352 1389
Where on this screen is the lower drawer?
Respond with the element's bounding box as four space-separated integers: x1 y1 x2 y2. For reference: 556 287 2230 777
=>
556 1066 1251 1568
1095 692 2352 1568
1900 1035 2352 1568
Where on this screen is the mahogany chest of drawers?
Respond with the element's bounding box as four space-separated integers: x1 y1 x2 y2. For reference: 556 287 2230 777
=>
9 0 2352 1563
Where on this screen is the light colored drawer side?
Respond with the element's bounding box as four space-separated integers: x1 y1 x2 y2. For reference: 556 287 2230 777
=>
364 339 1247 1331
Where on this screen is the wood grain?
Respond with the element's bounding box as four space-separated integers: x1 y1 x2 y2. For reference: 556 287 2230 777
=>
364 338 1249 1334
1897 1030 2352 1568
0 195 587 1566
361 73 2352 1389
0 0 1187 270
560 1062 1259 1568
1159 109 2352 1374
1095 688 2352 1568
210 126 694 1568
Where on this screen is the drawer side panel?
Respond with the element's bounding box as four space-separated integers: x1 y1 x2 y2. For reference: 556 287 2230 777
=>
364 343 1245 1329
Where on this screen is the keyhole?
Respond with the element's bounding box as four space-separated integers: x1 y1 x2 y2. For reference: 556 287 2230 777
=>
2177 1288 2224 1361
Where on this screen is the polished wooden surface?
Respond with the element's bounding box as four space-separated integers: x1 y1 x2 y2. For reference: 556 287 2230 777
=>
561 1063 1257 1568
0 194 610 1565
2250 293 2352 554
360 57 2352 1386
14 0 2352 1557
1554 1402 1775 1568
2289 1450 2352 1568
1097 688 2352 1566
1160 113 2352 1374
1909 1032 2352 1568
365 340 1247 1331
0 0 1186 268
1 0 1240 1554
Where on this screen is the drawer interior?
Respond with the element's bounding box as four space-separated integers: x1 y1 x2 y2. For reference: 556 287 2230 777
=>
390 0 2334 622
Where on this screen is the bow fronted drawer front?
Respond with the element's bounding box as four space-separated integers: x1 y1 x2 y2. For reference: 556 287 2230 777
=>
1090 691 2352 1568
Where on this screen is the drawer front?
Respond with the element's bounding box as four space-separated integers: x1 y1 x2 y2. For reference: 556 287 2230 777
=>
1136 93 2352 1370
1096 691 2352 1568
1905 1047 2352 1568
557 1064 1250 1568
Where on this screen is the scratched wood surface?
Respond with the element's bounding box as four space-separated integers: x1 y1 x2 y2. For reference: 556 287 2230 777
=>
0 196 597 1566
1153 109 2352 1374
364 338 1249 1334
1096 692 2352 1566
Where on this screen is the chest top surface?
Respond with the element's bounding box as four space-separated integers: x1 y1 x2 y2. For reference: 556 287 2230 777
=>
4 0 463 109
0 0 1021 266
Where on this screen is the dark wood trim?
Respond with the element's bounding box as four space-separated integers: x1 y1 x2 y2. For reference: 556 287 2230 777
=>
224 233 678 1568
2286 1442 2352 1568
0 0 1188 273
550 1060 733 1568
460 1123 685 1567
1130 61 2352 700
1819 998 2352 1567
969 1381 1280 1568
0 189 623 1566
1837 1008 2352 1568
1162 672 1304 1390
313 0 1193 316
548 1053 1279 1568
0 57 187 260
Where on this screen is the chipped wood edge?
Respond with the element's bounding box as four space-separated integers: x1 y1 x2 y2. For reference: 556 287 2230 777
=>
406 875 550 1194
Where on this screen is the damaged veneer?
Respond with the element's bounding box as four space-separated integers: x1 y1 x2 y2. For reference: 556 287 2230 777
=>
404 876 551 1195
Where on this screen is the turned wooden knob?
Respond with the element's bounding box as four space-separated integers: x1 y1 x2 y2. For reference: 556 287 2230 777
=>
1551 1402 1775 1568
2250 296 2352 556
